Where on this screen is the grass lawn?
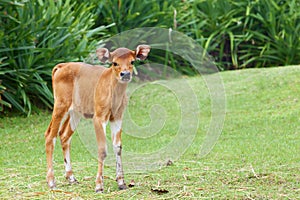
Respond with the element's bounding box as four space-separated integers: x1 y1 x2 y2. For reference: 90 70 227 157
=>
1 65 300 199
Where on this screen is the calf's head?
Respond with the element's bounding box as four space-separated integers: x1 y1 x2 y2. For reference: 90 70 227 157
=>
97 45 151 83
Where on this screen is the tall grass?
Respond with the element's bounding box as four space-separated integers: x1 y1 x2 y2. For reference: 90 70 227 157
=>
177 0 300 70
0 0 111 115
95 0 178 32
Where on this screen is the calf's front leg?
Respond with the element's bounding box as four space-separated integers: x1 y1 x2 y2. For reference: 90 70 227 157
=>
110 120 127 190
93 116 108 193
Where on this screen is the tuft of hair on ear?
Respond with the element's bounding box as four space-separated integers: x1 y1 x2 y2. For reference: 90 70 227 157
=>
136 45 151 61
96 48 110 63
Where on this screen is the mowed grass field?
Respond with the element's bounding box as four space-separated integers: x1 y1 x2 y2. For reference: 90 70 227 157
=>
1 66 300 199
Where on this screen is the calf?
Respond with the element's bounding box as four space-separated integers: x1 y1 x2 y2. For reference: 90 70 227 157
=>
44 45 150 192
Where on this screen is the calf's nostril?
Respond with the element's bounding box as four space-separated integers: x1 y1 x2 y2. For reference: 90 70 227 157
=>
120 71 130 78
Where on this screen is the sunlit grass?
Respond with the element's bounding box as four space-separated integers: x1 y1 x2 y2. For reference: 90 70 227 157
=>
1 66 300 199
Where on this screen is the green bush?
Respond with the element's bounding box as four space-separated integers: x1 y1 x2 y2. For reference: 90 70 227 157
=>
0 0 111 115
95 0 178 33
94 0 300 71
177 0 300 70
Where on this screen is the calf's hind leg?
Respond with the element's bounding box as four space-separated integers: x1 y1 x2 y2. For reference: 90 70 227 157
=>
59 112 80 184
45 105 69 189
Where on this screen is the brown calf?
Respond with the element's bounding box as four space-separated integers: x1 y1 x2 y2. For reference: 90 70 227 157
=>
45 45 150 192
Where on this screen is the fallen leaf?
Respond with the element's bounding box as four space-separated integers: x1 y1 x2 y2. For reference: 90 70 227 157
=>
151 188 169 194
166 160 173 166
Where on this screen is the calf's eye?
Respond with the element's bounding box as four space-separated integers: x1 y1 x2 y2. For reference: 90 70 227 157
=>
112 62 118 66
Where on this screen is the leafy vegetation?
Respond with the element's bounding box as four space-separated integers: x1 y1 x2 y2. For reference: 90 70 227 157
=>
1 66 300 198
177 0 300 69
0 0 111 115
1 0 299 114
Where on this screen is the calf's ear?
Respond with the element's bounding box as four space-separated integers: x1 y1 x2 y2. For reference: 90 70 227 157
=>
135 45 151 60
96 48 111 63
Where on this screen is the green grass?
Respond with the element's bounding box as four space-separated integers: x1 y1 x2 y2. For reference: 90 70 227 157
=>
1 66 300 199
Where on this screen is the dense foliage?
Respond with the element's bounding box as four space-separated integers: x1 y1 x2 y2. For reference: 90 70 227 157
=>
1 0 299 115
0 0 111 115
178 0 300 69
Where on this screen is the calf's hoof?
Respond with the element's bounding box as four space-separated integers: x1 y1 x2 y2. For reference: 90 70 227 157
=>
67 175 79 184
48 180 57 190
118 184 127 190
95 188 104 193
95 185 104 193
